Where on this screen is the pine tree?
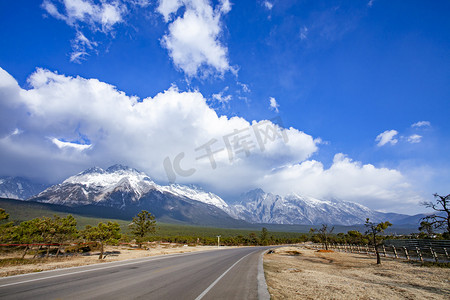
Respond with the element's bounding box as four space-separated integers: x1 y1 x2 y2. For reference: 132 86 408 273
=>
365 218 392 265
129 210 157 248
82 222 121 259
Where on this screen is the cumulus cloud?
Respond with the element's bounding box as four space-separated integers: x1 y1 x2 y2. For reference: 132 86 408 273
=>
375 130 398 147
157 0 233 77
42 0 126 62
269 97 279 113
407 134 422 144
260 154 420 211
0 67 423 211
0 66 316 192
411 121 431 128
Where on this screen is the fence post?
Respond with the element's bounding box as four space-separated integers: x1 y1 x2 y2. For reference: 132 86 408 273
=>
392 246 398 258
403 247 410 260
382 245 387 257
430 247 439 263
416 247 423 262
444 248 449 259
366 244 369 255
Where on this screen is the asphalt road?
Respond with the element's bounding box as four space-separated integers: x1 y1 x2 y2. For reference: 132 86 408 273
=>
0 247 271 300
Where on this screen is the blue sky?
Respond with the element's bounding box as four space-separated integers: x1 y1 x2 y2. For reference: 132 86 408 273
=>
0 0 449 214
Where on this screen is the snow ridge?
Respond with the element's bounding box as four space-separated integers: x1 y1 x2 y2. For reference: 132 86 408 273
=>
228 189 379 225
34 164 229 210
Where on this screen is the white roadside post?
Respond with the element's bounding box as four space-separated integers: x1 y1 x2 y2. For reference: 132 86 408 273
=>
217 235 221 248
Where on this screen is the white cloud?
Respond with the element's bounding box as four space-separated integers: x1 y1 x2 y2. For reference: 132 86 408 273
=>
260 154 420 211
0 67 424 212
237 82 250 93
70 31 98 63
367 0 375 7
411 121 431 128
407 134 422 144
211 86 232 106
300 26 308 40
375 130 398 147
42 0 126 61
51 138 92 150
269 97 279 113
263 1 273 10
0 67 316 192
43 0 126 30
157 0 232 77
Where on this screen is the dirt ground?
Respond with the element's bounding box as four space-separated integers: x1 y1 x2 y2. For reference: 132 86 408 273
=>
0 243 224 277
264 246 450 300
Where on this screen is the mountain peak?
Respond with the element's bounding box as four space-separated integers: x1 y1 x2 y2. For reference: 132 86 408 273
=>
105 164 136 173
80 166 105 175
243 188 266 197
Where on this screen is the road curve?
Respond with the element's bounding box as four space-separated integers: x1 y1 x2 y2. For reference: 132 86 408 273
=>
0 247 271 300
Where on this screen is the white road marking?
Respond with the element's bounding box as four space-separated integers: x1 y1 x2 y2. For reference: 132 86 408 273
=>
0 251 205 288
194 252 252 300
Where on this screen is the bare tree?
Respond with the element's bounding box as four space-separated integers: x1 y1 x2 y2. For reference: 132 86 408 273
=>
421 193 450 237
317 224 334 250
365 218 392 265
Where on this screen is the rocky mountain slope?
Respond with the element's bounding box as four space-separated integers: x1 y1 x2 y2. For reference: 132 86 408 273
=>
0 176 47 200
29 165 238 226
228 189 423 226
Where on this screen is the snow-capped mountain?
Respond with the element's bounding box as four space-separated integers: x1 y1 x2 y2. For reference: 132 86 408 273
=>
228 188 385 226
29 165 237 226
32 164 230 210
0 176 47 200
158 184 229 211
23 165 422 226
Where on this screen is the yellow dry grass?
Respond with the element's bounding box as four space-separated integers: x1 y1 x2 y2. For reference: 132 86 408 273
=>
264 246 450 300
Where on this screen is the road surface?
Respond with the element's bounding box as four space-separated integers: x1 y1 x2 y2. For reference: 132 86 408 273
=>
0 247 271 300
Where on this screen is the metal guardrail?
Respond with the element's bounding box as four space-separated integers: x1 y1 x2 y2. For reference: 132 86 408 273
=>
311 240 450 263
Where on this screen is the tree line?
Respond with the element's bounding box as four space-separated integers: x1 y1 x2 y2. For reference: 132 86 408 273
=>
1 193 448 262
0 209 156 259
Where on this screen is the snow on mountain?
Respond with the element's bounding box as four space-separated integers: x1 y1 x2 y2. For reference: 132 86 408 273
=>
32 165 229 211
24 165 418 226
229 188 379 225
63 165 156 199
0 176 47 200
158 184 229 210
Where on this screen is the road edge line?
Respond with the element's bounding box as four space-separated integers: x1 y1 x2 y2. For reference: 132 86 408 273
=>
258 249 271 300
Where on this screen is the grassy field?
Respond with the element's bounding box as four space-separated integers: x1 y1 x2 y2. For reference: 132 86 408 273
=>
264 246 450 299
